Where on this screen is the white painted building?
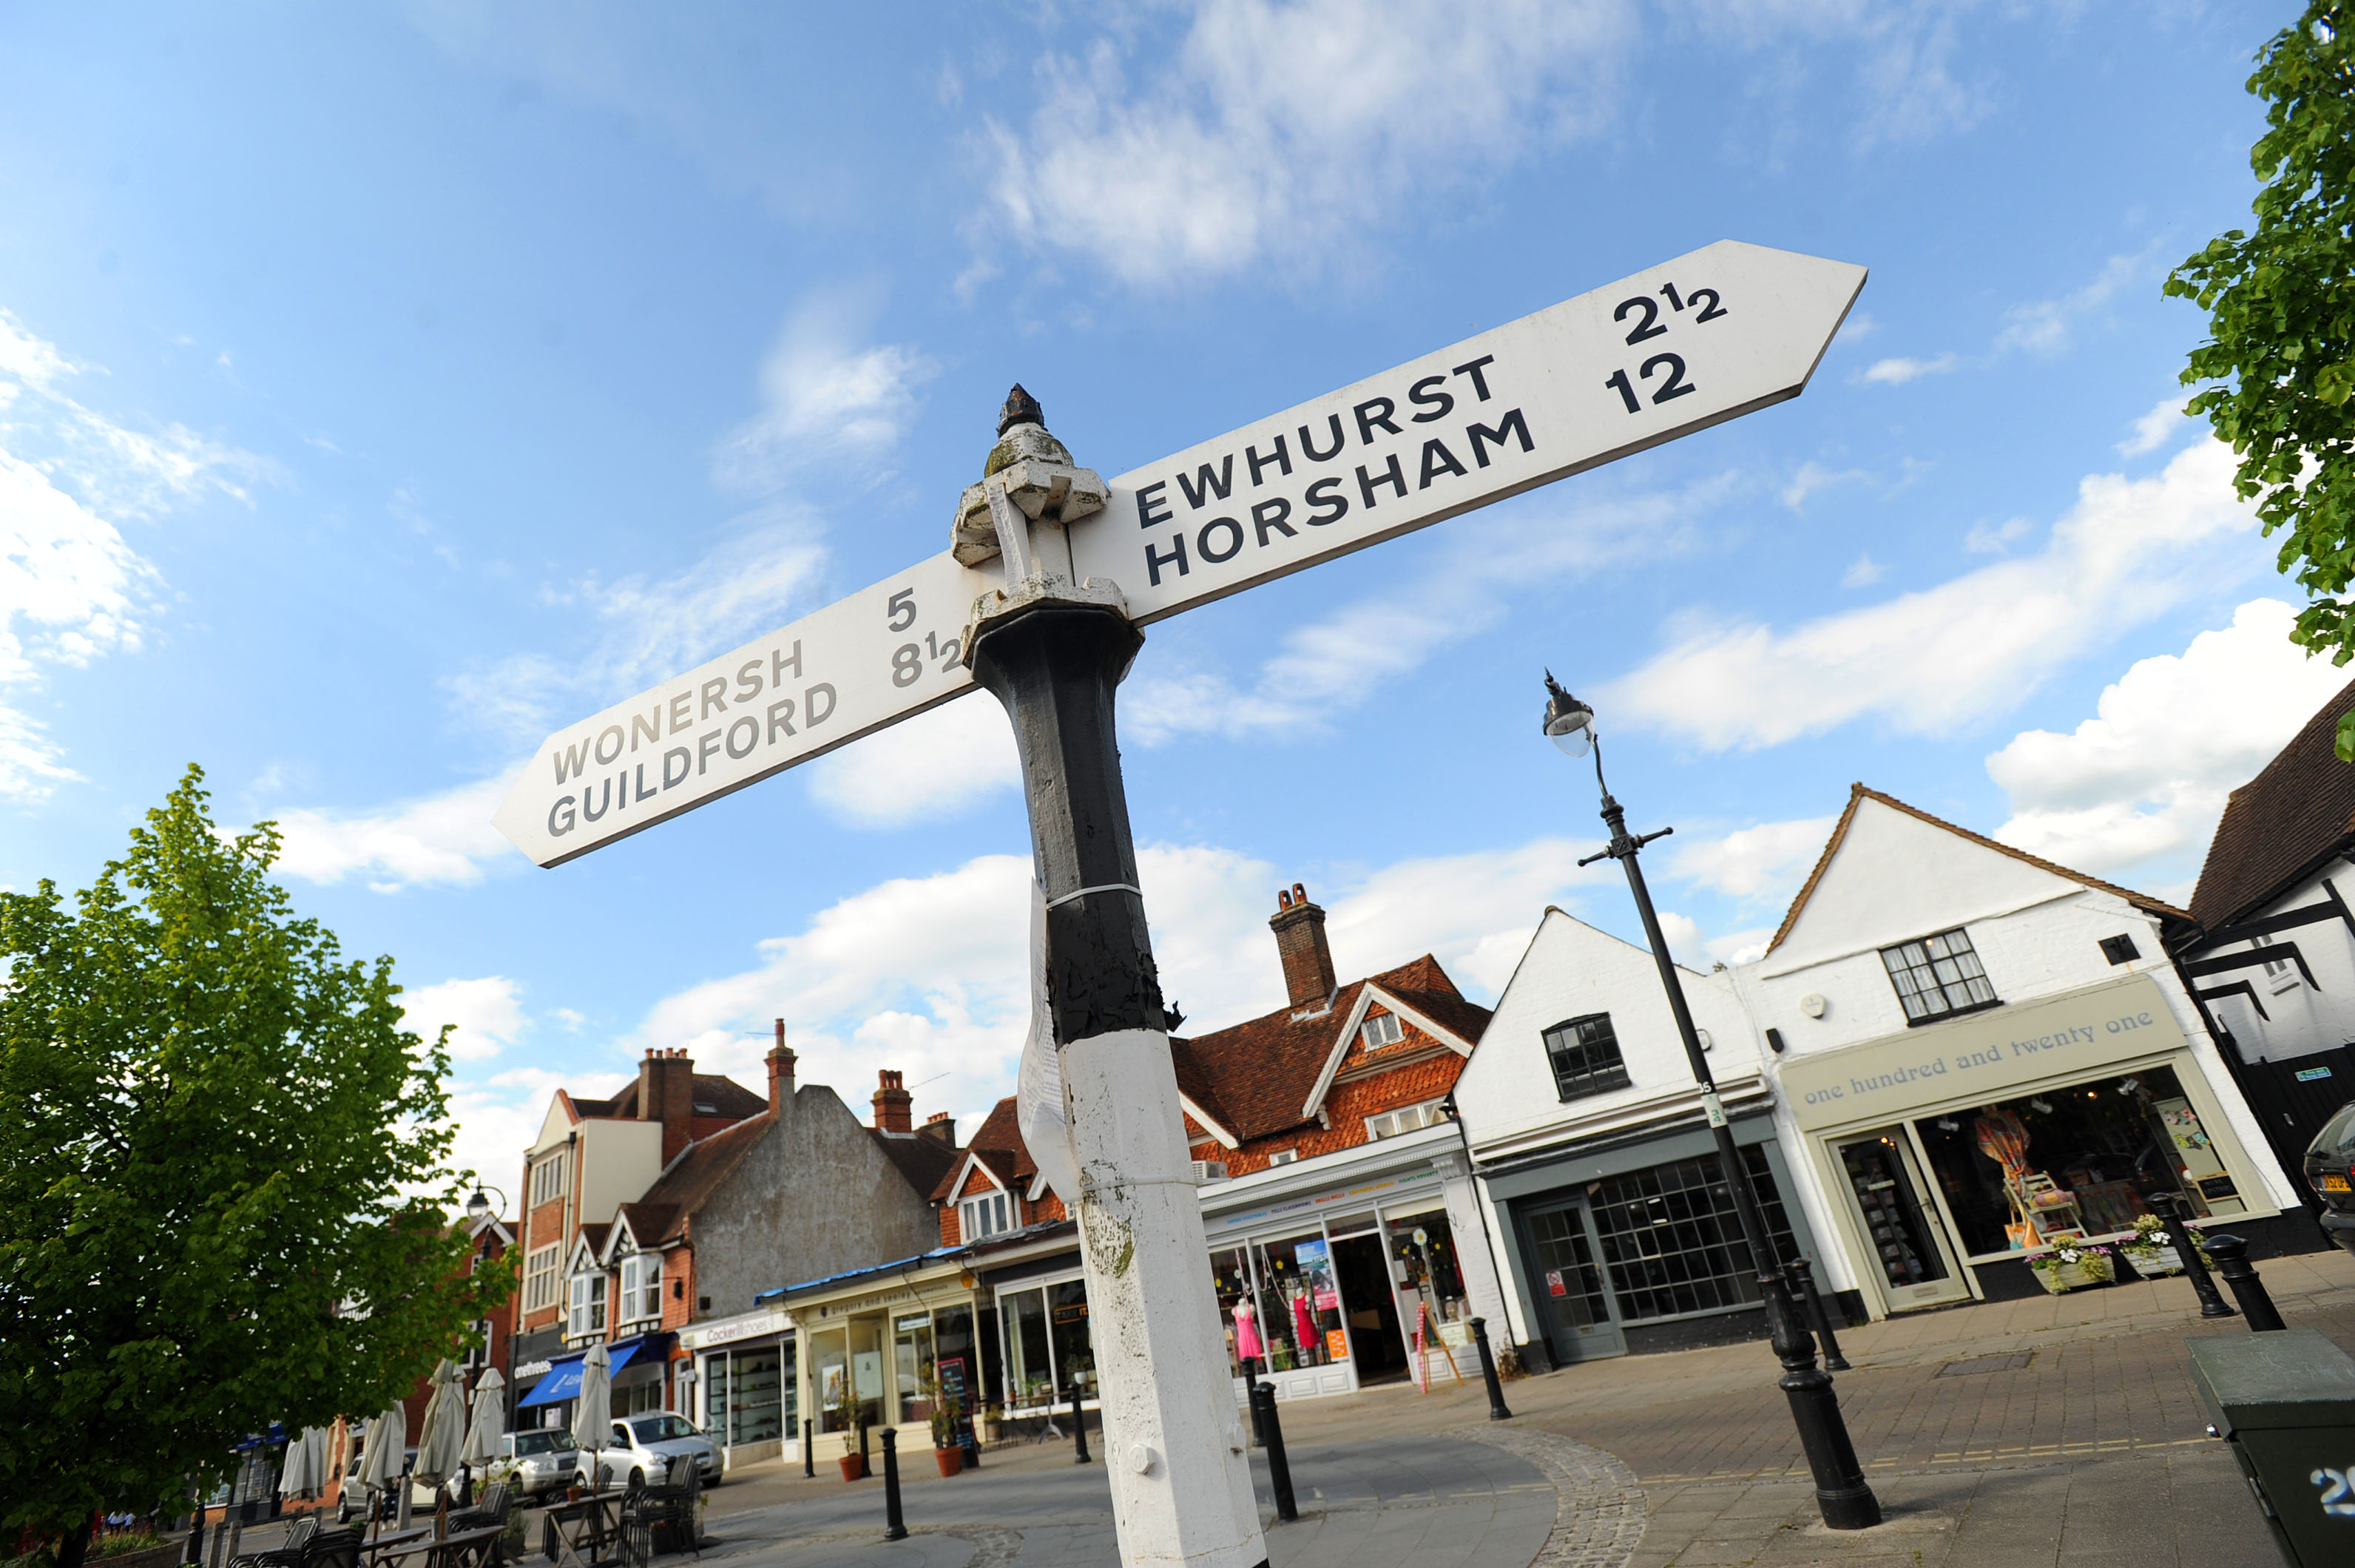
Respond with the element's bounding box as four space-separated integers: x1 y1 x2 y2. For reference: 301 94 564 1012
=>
1455 785 2308 1354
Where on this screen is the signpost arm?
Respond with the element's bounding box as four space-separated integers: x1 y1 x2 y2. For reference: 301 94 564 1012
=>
967 402 1266 1568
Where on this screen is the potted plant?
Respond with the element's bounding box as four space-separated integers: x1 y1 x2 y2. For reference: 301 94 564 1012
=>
2027 1239 2115 1294
825 1372 865 1482
919 1371 964 1476
2118 1214 2183 1277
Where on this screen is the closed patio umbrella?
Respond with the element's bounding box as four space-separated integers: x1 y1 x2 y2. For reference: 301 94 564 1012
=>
570 1344 612 1488
462 1369 505 1467
413 1359 465 1493
354 1407 405 1534
278 1427 330 1501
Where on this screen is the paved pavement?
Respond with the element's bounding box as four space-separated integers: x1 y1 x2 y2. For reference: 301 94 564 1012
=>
471 1247 2355 1568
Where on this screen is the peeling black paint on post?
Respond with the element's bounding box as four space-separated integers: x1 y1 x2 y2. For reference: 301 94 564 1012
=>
970 602 1172 1046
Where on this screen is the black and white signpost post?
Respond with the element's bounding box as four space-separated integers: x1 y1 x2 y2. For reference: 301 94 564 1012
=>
496 241 1872 1564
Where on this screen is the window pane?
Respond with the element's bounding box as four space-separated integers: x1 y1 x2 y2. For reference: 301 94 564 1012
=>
1584 1149 1797 1322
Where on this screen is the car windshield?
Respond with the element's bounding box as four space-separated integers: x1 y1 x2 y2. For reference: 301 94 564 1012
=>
628 1415 700 1443
512 1431 577 1456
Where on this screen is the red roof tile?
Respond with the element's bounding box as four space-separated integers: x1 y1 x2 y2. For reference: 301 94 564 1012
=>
2189 675 2355 932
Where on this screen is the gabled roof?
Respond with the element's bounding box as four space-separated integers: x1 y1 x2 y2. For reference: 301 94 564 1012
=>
1766 784 2189 956
1295 974 1480 1123
606 1112 774 1249
596 1072 769 1123
568 1226 609 1269
872 1126 961 1204
2189 675 2355 932
935 1098 1032 1202
1173 955 1489 1143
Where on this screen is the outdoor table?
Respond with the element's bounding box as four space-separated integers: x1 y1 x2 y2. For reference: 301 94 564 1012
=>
359 1528 432 1558
538 1496 621 1568
367 1525 505 1568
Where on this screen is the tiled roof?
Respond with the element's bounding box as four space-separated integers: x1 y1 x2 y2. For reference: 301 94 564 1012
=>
1766 785 2189 956
872 1128 962 1204
933 1098 1033 1201
621 1112 774 1245
2189 675 2355 933
602 1072 768 1122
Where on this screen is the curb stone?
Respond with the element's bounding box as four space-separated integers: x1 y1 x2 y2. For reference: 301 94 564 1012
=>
1447 1425 1646 1568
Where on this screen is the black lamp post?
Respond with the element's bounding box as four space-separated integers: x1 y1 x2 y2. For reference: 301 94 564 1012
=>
1542 675 1880 1531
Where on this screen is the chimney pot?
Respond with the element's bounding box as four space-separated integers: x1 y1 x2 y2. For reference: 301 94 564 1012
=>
1268 880 1337 1009
873 1068 913 1134
766 1021 796 1115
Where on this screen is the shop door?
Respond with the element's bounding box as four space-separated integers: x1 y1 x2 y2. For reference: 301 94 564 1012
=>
1834 1131 1970 1311
1330 1234 1407 1382
1521 1199 1624 1363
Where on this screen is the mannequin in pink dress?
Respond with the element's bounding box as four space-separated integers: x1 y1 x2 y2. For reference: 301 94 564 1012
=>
1232 1300 1263 1369
1292 1292 1316 1361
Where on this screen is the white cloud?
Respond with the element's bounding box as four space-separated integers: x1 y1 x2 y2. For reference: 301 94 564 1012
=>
1667 816 1839 900
1126 478 1723 746
0 310 267 801
1963 515 2033 555
1856 353 1957 385
443 1064 635 1200
1604 439 2257 751
1842 553 1886 588
268 771 521 890
1995 251 2143 357
977 1 1635 289
804 693 1021 828
1987 598 2354 877
712 286 937 495
2119 395 2194 458
1782 461 1870 510
402 975 530 1063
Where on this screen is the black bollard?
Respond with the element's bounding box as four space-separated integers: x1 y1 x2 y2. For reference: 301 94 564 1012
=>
183 1481 205 1567
802 1420 814 1479
1250 1383 1297 1524
2203 1234 2288 1331
1785 1258 1851 1373
2149 1192 2235 1319
1245 1372 1266 1447
879 1428 906 1542
1469 1317 1514 1421
1069 1383 1090 1464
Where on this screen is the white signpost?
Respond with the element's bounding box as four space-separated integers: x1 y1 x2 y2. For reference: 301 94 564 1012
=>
493 240 1865 1568
496 240 1864 868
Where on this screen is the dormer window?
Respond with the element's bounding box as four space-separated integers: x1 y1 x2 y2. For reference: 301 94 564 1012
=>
960 1189 1013 1240
1366 1099 1447 1139
1360 1013 1404 1049
617 1250 661 1325
567 1270 607 1339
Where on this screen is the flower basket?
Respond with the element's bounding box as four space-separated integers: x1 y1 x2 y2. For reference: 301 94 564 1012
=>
2120 1245 2183 1278
2030 1248 2115 1294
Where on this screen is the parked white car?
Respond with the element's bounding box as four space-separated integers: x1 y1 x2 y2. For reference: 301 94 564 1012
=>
579 1413 721 1490
496 1428 581 1497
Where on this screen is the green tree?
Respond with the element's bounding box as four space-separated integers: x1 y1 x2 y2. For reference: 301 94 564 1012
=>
2167 3 2355 752
0 768 511 1567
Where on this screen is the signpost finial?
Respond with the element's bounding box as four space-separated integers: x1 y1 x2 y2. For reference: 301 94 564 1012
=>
998 383 1045 436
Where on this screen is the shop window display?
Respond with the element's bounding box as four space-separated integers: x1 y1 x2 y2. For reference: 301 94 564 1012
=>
998 1279 1094 1408
893 1314 936 1422
1211 1248 1260 1376
1388 1209 1469 1334
1254 1234 1345 1372
1586 1148 1800 1322
1913 1066 2240 1257
1050 1280 1096 1396
811 1332 850 1434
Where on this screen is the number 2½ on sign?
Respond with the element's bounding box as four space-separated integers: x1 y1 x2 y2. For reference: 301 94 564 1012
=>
884 587 961 689
1604 282 1726 414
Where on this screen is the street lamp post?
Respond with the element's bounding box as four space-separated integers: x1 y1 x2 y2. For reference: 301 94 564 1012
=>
1542 676 1880 1531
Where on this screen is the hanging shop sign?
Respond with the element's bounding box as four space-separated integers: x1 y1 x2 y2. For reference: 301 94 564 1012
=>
1780 975 2187 1132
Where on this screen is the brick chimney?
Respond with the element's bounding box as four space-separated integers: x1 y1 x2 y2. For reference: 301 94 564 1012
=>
873 1069 913 1134
638 1047 696 1166
918 1109 957 1149
767 1018 796 1115
1270 882 1337 1010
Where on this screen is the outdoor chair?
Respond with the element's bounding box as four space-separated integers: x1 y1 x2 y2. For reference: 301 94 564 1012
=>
228 1513 320 1568
299 1528 361 1568
447 1486 510 1535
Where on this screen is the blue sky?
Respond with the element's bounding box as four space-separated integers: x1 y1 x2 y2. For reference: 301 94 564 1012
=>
1 1 2341 1194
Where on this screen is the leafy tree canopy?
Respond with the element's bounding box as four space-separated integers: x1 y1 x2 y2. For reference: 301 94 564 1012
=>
0 768 510 1563
2168 3 2355 753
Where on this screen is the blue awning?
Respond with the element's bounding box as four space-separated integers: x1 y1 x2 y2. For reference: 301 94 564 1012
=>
518 1339 646 1408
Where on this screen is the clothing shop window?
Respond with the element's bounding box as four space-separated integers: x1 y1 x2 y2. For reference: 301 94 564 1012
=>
1360 1012 1403 1049
1366 1099 1447 1140
567 1271 607 1339
524 1244 560 1314
960 1189 1012 1240
1542 1013 1632 1101
1586 1148 1798 1322
618 1252 661 1325
1880 927 1997 1024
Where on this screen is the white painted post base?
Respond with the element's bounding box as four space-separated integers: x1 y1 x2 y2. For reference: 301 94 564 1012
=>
1062 1027 1268 1568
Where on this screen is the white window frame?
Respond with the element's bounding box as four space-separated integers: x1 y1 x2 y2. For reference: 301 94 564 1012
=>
1360 1012 1404 1050
618 1251 663 1325
523 1244 561 1314
529 1155 567 1208
567 1270 609 1339
1266 1149 1299 1166
1365 1099 1447 1140
960 1189 1013 1240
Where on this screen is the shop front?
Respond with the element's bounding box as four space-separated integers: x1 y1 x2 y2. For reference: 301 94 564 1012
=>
516 1331 676 1430
982 1254 1096 1422
1778 973 2285 1317
679 1309 796 1470
1476 1092 1820 1368
1198 1122 1504 1404
507 1326 565 1427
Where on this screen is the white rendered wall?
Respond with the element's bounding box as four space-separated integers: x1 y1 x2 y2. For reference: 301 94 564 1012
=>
2197 866 2355 1064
